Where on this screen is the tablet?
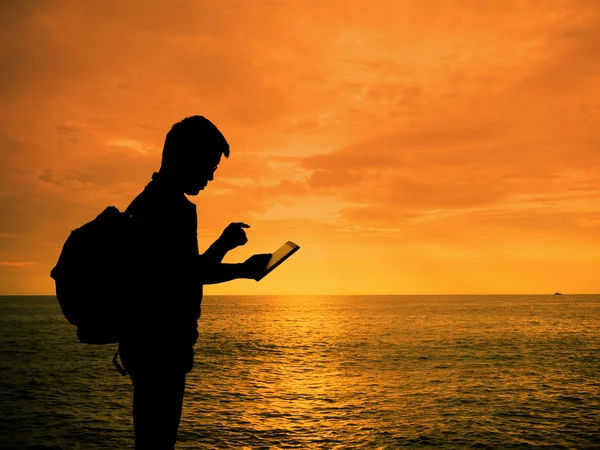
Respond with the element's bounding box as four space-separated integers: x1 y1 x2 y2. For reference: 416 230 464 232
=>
257 241 300 281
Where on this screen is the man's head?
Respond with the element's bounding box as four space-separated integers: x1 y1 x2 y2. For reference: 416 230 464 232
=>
159 116 230 195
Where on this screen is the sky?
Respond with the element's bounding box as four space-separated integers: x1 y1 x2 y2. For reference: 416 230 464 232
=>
0 0 599 295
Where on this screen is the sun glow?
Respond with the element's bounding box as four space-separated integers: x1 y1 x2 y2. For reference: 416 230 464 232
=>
1 1 599 294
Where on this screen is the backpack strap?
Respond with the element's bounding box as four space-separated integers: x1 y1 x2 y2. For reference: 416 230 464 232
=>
113 349 127 376
123 190 147 218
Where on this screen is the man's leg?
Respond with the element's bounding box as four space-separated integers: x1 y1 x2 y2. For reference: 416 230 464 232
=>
132 371 186 450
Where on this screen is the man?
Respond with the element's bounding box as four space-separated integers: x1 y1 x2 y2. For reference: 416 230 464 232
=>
118 116 271 449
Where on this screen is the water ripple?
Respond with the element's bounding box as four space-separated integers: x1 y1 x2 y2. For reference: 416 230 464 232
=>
1 295 599 449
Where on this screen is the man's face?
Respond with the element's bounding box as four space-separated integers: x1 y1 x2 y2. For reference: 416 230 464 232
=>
181 152 222 196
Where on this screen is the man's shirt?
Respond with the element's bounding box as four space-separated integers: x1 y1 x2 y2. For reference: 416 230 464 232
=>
120 172 203 372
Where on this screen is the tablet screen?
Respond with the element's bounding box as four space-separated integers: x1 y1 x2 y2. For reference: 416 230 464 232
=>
257 241 300 281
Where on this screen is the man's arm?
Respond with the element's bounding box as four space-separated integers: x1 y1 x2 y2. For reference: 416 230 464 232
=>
201 262 247 284
198 222 270 283
199 254 271 284
201 222 250 265
201 238 230 265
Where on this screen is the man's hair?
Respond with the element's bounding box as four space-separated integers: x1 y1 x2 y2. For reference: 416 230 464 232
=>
161 116 229 172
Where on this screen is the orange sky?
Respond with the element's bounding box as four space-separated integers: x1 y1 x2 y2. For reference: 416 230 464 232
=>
0 0 599 295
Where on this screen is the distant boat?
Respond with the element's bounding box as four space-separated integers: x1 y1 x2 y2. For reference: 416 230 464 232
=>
554 292 563 295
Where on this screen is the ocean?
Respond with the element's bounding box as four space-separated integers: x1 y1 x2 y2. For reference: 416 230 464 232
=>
0 295 598 449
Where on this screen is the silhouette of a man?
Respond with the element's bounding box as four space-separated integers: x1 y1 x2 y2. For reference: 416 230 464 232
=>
118 116 270 449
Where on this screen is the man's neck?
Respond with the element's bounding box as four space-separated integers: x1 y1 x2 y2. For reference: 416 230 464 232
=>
151 171 184 195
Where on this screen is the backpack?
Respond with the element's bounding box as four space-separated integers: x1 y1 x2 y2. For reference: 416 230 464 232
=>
50 200 140 345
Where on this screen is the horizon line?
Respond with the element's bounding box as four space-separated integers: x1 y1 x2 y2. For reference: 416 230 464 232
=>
0 293 597 297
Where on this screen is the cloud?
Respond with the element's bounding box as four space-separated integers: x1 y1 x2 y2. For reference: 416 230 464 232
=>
56 122 101 134
308 169 363 188
0 261 40 269
35 146 156 190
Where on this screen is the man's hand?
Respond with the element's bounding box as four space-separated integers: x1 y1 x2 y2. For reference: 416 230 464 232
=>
217 222 250 251
241 253 272 281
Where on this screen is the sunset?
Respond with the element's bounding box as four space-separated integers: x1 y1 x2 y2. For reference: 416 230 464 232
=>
1 2 599 449
1 0 598 295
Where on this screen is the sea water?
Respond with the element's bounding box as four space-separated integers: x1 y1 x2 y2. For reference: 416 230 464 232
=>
0 295 598 449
